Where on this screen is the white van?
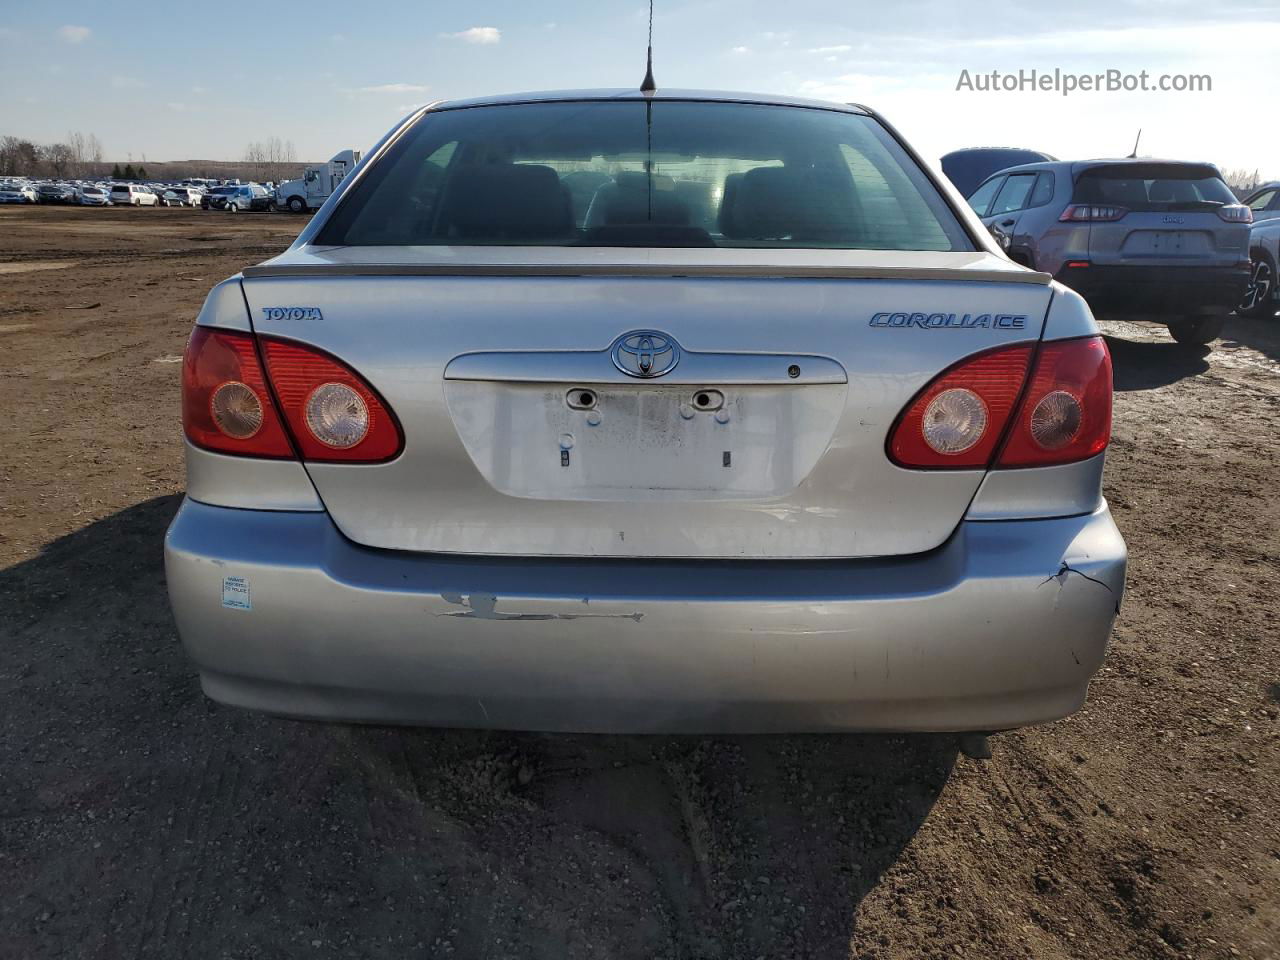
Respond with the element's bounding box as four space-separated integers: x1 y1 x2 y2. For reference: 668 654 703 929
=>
109 184 158 207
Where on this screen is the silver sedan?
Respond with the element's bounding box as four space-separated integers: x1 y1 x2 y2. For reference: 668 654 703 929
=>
165 89 1126 734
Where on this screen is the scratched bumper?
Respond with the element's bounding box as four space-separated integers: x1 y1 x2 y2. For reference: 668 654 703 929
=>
164 498 1126 733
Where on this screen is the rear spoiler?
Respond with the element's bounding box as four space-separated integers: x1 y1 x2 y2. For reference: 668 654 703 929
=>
242 261 1053 284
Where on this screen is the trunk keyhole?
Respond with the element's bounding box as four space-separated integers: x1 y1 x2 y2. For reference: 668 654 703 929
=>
692 389 724 412
567 389 597 410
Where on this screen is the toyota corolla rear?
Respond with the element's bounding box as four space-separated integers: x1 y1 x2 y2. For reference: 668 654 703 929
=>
164 91 1126 733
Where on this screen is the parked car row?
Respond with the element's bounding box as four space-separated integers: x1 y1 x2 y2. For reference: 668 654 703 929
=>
942 149 1275 340
0 176 281 212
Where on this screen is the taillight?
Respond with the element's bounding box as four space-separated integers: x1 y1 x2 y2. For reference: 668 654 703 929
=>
997 337 1111 467
888 345 1033 469
181 327 403 462
889 336 1112 471
1216 204 1252 224
1059 204 1127 222
260 338 403 462
182 327 294 457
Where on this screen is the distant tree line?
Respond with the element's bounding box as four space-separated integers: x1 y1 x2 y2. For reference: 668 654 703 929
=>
1 130 308 182
242 137 298 184
1223 168 1270 199
0 131 103 178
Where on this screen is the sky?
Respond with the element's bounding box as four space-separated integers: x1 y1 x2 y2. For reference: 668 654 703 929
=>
1 0 1277 178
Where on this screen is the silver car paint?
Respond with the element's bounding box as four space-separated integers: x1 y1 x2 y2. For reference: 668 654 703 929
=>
165 496 1124 733
238 269 1054 559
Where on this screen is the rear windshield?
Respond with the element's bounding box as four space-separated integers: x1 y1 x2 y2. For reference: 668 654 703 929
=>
1073 163 1235 211
317 100 972 251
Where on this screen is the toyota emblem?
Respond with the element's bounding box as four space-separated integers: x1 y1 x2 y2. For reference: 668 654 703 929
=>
610 330 681 378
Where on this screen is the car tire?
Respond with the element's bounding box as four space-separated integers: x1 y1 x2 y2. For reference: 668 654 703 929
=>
226 203 238 213
288 196 306 214
1168 316 1226 346
1238 250 1276 320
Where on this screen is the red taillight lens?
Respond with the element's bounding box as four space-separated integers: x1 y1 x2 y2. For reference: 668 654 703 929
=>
1216 204 1252 224
261 338 403 463
182 327 294 457
888 345 1034 469
1059 204 1127 222
997 336 1111 467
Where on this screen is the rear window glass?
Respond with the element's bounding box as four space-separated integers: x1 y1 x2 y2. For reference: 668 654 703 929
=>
1073 164 1235 211
317 100 972 251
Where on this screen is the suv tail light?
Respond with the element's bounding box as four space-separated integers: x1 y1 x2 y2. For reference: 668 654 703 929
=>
889 336 1111 470
182 328 403 462
1059 204 1127 222
1216 204 1252 224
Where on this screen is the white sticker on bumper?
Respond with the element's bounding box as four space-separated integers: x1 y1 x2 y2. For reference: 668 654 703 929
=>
221 576 251 611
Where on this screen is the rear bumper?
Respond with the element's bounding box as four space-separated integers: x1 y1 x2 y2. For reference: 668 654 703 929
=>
1055 263 1250 317
164 498 1126 734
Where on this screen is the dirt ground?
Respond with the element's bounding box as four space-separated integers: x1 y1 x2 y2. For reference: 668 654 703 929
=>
1 204 1277 960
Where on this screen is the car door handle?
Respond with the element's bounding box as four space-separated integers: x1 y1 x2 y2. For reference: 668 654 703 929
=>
1000 218 1016 227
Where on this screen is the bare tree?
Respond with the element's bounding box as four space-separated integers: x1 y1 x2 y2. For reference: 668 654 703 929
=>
0 136 40 176
43 142 75 178
243 141 266 181
62 131 106 177
68 131 86 177
1222 168 1265 198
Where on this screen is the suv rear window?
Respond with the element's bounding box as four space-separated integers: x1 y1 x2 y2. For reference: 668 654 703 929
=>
317 100 972 251
1073 163 1236 211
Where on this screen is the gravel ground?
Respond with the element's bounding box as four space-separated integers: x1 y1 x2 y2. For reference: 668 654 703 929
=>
1 205 1277 960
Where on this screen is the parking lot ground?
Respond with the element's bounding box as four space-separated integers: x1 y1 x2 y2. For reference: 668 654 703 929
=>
1 205 1278 960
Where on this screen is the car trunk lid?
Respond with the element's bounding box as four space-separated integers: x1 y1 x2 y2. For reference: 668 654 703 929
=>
240 247 1052 559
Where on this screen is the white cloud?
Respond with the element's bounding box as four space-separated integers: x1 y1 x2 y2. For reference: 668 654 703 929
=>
731 45 751 54
357 82 428 94
110 76 145 89
443 26 500 44
57 25 91 44
167 102 189 112
809 44 852 54
191 85 206 94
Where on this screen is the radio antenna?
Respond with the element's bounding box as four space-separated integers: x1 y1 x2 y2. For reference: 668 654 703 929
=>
1128 128 1142 159
640 0 656 93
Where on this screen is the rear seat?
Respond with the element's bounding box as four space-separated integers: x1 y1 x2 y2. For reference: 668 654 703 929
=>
433 164 573 241
584 172 692 227
718 166 862 243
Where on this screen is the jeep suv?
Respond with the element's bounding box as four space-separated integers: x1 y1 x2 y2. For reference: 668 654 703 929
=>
967 159 1252 344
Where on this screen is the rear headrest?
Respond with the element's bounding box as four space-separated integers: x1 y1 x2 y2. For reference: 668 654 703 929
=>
435 164 572 241
1080 177 1148 205
719 166 858 242
1148 180 1196 203
613 171 676 194
584 173 689 227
